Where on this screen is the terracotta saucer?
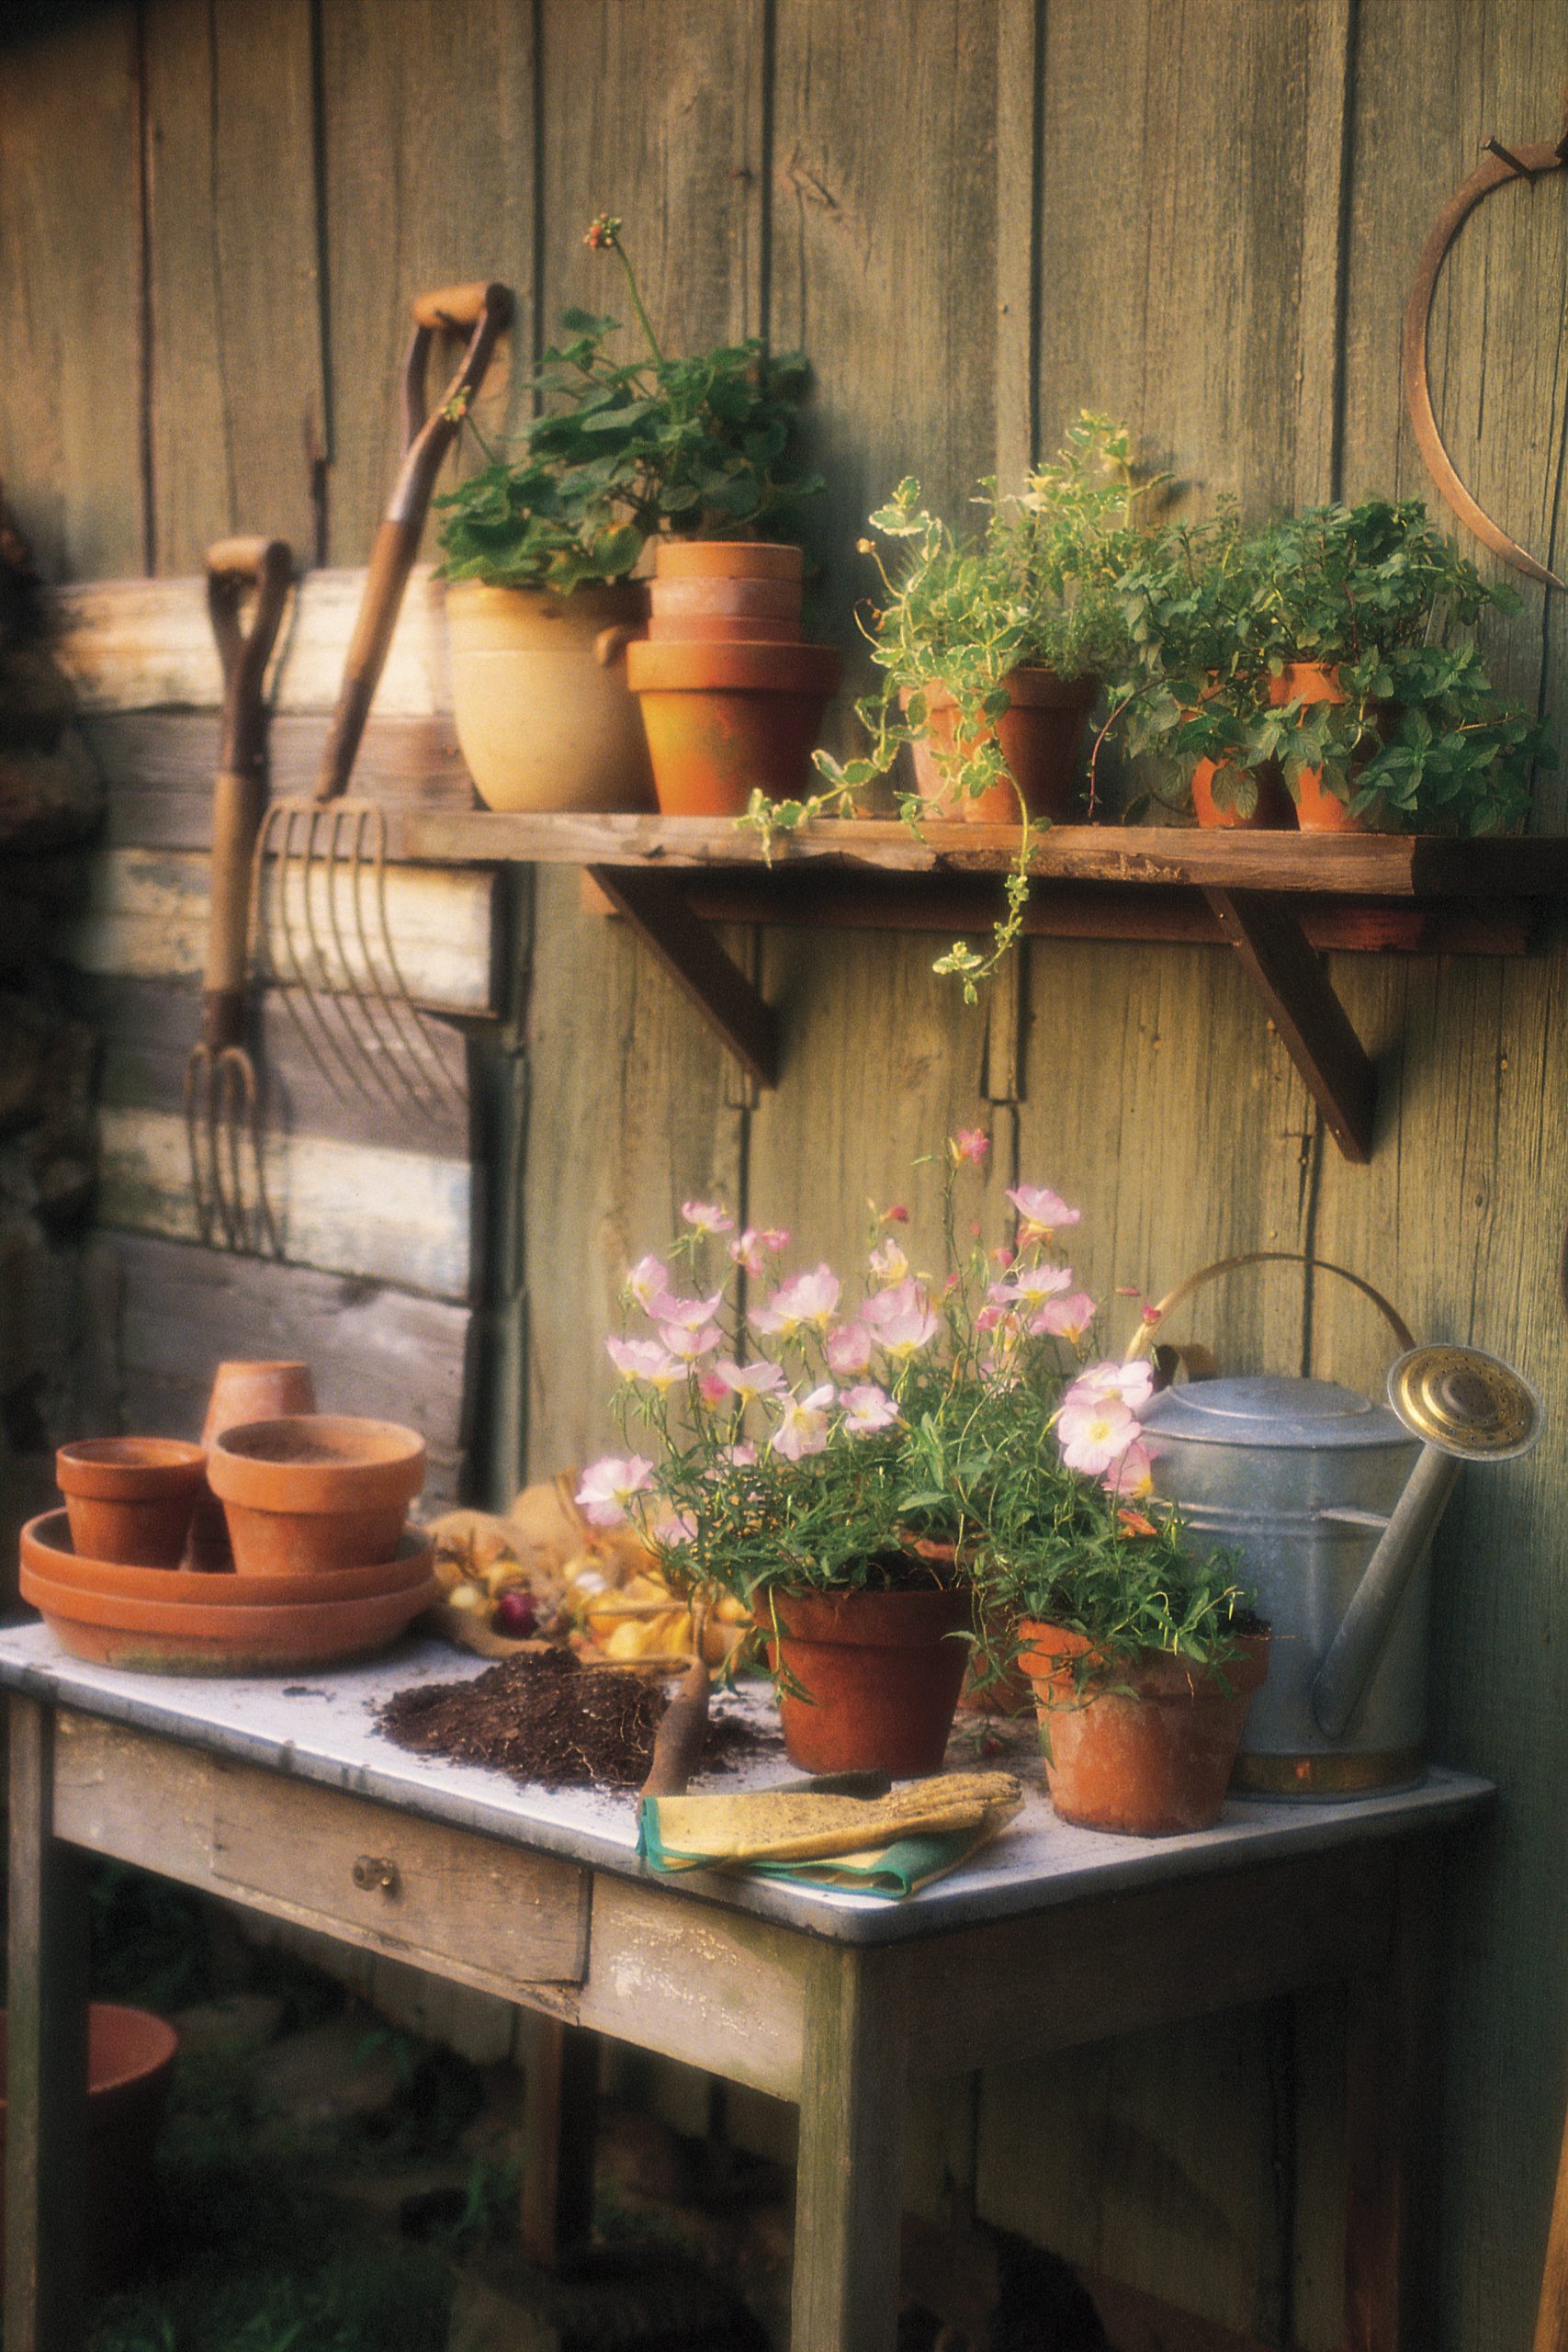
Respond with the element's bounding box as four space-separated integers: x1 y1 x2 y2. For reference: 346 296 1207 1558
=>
21 1511 432 1607
19 1561 434 1676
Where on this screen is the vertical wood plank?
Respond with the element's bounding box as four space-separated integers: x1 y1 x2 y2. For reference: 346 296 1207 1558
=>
316 0 536 561
4 1697 90 2352
141 0 326 571
518 2014 601 2268
792 1942 907 2352
0 10 145 579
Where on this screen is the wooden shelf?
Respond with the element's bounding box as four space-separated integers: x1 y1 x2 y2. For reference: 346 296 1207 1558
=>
395 813 1568 1165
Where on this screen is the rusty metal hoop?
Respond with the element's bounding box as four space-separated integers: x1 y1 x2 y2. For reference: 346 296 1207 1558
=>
1403 135 1567 590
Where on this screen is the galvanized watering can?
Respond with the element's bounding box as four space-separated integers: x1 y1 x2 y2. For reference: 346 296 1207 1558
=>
1133 1253 1541 1797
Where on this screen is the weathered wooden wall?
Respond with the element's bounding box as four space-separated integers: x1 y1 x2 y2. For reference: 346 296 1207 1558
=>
4 3 1567 2345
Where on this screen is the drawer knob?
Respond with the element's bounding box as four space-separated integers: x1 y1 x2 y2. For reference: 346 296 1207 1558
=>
352 1854 401 1895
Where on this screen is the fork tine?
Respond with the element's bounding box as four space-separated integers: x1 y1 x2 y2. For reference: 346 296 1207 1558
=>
257 801 378 1105
183 1045 220 1248
348 806 463 1116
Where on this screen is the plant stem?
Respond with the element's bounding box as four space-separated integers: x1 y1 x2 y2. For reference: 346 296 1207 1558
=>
615 243 666 368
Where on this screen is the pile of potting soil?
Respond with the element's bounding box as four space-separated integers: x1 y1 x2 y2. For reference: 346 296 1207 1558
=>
378 1648 664 1789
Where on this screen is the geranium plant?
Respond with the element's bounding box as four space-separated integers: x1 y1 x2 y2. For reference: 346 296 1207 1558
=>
574 1131 1244 1696
435 217 823 593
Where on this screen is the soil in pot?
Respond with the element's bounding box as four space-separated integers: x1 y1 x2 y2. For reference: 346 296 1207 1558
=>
0 2003 177 2294
760 1580 971 1777
208 1414 425 1575
1018 1622 1269 1836
1268 663 1377 834
446 579 656 814
55 1438 206 1569
900 669 1094 823
626 639 841 817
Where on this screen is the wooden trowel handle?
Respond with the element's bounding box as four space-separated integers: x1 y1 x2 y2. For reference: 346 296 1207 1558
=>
639 1658 711 1799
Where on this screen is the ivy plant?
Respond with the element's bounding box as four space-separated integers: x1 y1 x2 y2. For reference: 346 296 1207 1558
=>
434 217 823 593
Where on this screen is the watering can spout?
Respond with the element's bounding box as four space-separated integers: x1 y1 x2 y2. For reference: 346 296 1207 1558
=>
1311 1345 1540 1741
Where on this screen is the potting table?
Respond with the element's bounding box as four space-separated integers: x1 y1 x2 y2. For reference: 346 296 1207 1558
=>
0 1625 1489 2352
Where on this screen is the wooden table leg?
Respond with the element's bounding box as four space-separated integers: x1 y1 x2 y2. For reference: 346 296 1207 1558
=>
5 1697 90 2352
1342 1844 1438 2352
791 1944 907 2352
518 2015 600 2268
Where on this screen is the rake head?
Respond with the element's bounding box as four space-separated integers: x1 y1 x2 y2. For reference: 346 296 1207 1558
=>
184 1041 280 1256
252 797 466 1131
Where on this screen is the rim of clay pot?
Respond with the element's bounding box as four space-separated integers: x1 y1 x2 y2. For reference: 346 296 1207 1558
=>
56 1438 206 1500
904 667 1098 715
763 1583 971 1648
653 539 804 582
20 1559 435 1644
208 1415 426 1513
649 575 802 617
0 2003 180 2107
1017 1620 1270 1703
626 640 841 695
21 1510 433 1604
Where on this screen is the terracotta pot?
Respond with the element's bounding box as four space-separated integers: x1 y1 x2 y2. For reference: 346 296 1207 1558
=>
446 579 656 814
55 1439 206 1569
20 1559 435 1675
0 2004 177 2293
653 540 804 582
648 572 803 644
626 639 842 817
208 1415 425 1575
900 669 1094 822
761 1584 971 1776
23 1510 432 1608
957 1611 1035 1718
189 1361 319 1570
1191 756 1295 831
1018 1622 1269 1836
1267 662 1371 833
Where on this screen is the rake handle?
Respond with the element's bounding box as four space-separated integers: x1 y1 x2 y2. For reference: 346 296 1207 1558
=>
206 538 292 1004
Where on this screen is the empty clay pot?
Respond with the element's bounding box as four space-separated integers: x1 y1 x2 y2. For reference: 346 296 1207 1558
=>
189 1361 320 1570
0 2004 177 2293
22 1510 432 1609
761 1583 971 1776
652 540 804 582
55 1439 206 1569
626 639 842 816
901 668 1095 822
209 1415 426 1575
1018 1622 1269 1836
19 1559 434 1675
446 579 656 814
648 572 803 645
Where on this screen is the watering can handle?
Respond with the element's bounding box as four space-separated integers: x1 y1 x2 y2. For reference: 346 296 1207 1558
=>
1123 1251 1416 1367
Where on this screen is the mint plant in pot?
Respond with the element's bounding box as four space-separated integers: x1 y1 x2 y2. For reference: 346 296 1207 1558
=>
436 216 828 816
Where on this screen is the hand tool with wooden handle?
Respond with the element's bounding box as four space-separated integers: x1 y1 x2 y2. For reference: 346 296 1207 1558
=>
253 280 513 1127
184 537 293 1253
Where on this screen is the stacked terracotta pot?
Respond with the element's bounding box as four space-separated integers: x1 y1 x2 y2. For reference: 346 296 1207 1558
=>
19 1361 434 1675
626 542 841 816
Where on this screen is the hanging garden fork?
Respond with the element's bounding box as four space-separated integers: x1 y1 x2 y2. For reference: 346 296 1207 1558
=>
251 280 512 1128
184 536 294 1253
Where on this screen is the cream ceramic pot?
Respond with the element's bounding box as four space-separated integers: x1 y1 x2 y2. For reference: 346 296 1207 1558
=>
446 580 656 813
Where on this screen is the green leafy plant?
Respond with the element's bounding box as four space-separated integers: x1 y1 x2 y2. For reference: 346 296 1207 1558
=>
743 414 1151 999
434 216 822 593
1109 497 1551 831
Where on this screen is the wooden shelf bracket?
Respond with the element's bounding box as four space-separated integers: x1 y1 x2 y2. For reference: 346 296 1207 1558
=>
587 865 779 1091
1206 888 1376 1163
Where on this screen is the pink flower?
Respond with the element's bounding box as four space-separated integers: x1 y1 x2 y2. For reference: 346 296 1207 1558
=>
1057 1396 1138 1476
997 1264 1073 1314
716 1358 787 1401
884 1203 909 1225
752 1262 840 1338
868 1238 909 1285
658 1320 723 1363
605 1335 682 1388
652 1503 696 1545
720 1441 758 1468
1102 1441 1155 1500
1064 1359 1155 1413
729 1226 789 1275
651 1286 725 1331
951 1127 989 1164
697 1371 729 1409
682 1200 735 1237
770 1384 834 1461
1032 1289 1098 1343
840 1382 897 1435
861 1277 940 1357
626 1253 669 1313
576 1454 655 1528
826 1321 873 1376
976 1303 1004 1334
1006 1183 1081 1240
